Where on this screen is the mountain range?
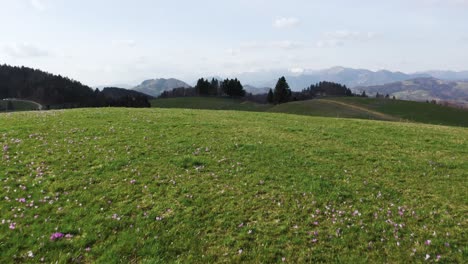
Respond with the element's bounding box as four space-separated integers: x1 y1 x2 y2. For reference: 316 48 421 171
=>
233 67 433 90
356 78 468 107
133 78 191 97
242 67 468 90
129 67 468 96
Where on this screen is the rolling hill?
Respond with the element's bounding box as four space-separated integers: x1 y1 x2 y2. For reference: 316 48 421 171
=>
1 108 466 263
151 97 468 127
268 97 468 127
133 78 192 97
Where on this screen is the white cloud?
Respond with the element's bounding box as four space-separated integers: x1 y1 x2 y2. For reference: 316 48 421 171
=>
289 67 305 74
325 30 377 41
238 40 304 51
419 0 468 7
240 41 264 49
226 48 240 56
271 40 304 49
30 0 45 11
112 39 137 48
273 17 300 29
3 43 50 58
316 40 344 48
317 30 377 48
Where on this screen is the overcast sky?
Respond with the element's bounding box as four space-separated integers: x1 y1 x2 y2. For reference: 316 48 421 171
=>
1 0 467 86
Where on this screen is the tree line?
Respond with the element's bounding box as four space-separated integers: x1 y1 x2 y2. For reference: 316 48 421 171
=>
0 64 151 108
160 78 246 98
267 78 365 104
160 76 365 105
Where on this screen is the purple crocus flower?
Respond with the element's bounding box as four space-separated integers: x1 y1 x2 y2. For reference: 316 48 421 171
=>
50 232 64 241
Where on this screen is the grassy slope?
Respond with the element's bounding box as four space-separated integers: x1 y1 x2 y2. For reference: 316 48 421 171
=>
331 97 468 127
267 99 400 121
151 97 468 127
1 108 467 263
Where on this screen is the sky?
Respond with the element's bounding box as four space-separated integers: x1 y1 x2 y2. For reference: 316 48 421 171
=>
0 0 467 86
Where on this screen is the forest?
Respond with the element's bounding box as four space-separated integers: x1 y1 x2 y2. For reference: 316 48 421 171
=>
0 65 151 108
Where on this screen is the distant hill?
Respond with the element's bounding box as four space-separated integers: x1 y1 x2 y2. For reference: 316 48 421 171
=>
133 78 191 97
355 78 468 107
96 83 134 90
419 70 468 81
234 67 430 90
280 67 429 90
101 87 154 100
234 67 468 91
244 85 271 95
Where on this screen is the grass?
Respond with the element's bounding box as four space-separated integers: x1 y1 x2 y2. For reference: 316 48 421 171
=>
151 97 468 127
1 108 467 263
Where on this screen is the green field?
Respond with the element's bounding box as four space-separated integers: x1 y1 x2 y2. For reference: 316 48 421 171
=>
0 99 41 112
151 97 468 127
1 108 467 263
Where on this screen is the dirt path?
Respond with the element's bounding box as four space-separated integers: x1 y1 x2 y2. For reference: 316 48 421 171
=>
6 99 43 110
319 99 402 121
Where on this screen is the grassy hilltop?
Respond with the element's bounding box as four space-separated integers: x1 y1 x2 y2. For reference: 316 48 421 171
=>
1 108 467 263
151 97 468 127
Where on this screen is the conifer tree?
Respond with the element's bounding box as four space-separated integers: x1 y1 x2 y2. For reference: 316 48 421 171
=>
267 89 274 104
273 77 291 104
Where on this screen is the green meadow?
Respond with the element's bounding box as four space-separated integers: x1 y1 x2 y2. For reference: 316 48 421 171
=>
1 108 467 263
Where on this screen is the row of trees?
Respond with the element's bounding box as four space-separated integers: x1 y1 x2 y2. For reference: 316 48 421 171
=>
161 78 247 98
194 78 246 97
160 76 397 106
159 78 246 98
266 78 362 104
301 81 354 98
161 76 363 105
